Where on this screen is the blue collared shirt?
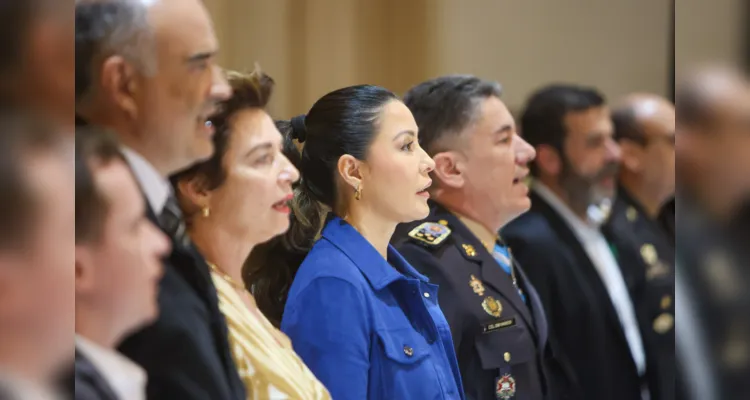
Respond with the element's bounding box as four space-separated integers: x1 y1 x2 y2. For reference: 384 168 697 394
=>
282 216 465 400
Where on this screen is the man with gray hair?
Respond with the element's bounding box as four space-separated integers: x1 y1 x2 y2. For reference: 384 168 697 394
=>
393 75 569 400
75 0 242 398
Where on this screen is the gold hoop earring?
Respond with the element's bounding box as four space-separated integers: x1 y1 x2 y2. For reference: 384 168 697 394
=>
202 206 210 218
354 185 362 201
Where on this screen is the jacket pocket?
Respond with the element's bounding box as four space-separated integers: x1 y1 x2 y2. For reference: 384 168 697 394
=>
476 323 536 369
376 327 431 365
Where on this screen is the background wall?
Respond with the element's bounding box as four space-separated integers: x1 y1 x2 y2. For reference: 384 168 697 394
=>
203 0 738 119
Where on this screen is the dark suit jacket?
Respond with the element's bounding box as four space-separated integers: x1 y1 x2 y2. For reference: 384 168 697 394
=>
501 190 643 400
674 196 750 400
117 207 245 400
602 187 675 400
74 350 118 400
393 202 570 400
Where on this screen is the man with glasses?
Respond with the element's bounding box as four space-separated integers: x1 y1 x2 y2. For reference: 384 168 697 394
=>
603 93 675 400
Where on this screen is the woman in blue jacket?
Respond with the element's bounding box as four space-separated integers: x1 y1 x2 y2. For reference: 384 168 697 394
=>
245 85 464 400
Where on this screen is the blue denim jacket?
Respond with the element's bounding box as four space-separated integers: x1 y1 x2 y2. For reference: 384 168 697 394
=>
281 216 465 400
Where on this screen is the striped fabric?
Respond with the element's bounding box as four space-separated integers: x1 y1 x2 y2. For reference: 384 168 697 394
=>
211 273 331 400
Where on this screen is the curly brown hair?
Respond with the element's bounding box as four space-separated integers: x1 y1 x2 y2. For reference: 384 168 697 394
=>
170 66 275 221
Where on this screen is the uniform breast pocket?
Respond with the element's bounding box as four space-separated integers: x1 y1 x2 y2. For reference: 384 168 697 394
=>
476 321 544 400
374 328 442 400
476 322 535 369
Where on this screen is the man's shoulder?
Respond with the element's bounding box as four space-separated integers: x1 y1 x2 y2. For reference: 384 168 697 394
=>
502 211 557 243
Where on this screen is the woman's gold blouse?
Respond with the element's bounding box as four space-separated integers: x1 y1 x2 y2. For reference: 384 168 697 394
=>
211 272 332 400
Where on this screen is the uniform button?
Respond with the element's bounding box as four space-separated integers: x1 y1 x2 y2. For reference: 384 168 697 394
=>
423 292 430 298
504 352 511 362
403 346 414 357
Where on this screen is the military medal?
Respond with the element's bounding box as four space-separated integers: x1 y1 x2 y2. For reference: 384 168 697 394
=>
495 374 516 399
482 296 502 317
469 274 485 296
640 244 658 265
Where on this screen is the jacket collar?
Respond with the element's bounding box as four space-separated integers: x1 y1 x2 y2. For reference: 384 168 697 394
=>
321 215 428 290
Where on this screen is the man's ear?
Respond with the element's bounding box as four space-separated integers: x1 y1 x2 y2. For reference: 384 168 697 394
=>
535 144 562 178
75 246 96 295
619 139 644 173
100 55 140 121
432 151 465 189
337 154 363 193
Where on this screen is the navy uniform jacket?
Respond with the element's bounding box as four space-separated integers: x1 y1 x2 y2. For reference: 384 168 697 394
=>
118 206 246 400
394 202 569 400
501 190 643 400
602 186 675 400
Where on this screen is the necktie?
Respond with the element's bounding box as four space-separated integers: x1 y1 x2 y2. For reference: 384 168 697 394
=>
160 195 190 249
491 242 527 303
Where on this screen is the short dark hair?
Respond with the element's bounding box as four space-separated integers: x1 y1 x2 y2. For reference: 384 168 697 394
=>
0 112 64 250
245 84 399 327
520 84 606 175
75 126 126 244
170 69 275 218
75 0 154 101
612 106 646 145
403 75 503 155
0 1 33 76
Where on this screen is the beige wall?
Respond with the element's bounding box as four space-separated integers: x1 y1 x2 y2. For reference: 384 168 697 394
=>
205 0 675 118
675 0 744 78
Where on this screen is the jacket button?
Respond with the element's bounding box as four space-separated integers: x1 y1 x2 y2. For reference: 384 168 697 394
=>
423 292 430 298
504 352 511 362
403 346 414 357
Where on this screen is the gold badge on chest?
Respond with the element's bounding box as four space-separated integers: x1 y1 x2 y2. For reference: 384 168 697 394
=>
469 274 485 296
482 296 503 318
641 243 669 280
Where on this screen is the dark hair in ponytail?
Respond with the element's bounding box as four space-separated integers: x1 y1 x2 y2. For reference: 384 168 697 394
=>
244 85 398 327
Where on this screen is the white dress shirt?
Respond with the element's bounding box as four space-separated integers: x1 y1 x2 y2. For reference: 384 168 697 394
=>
121 147 171 215
532 181 647 376
76 336 147 400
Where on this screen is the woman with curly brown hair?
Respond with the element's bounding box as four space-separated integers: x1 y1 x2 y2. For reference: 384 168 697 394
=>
171 68 330 400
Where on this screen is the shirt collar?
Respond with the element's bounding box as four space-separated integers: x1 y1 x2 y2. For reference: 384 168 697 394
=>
75 335 146 400
121 147 172 215
321 215 428 290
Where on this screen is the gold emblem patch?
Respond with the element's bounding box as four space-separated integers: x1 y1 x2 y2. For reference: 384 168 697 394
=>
653 313 674 334
626 206 638 222
469 274 485 296
407 222 451 246
641 244 658 265
482 296 503 318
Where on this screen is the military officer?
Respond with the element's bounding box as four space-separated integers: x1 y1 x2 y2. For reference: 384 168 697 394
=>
603 93 676 400
393 75 570 400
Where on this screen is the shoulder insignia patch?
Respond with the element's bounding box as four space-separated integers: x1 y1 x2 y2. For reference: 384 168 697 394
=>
407 222 452 247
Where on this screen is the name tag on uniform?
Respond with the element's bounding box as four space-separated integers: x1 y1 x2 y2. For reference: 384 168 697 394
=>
482 318 516 334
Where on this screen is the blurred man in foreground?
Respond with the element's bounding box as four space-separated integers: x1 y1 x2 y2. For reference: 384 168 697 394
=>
74 128 170 400
674 65 750 400
0 115 74 399
0 0 75 130
604 94 676 400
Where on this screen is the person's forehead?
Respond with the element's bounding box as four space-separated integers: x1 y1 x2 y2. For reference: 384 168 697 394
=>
228 109 279 150
150 0 218 57
375 100 416 136
564 106 611 134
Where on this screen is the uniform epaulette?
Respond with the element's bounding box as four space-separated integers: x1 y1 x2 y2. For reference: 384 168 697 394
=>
407 222 452 248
